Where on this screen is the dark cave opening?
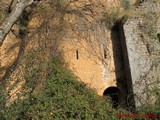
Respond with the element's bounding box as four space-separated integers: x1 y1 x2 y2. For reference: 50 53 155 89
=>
103 87 120 108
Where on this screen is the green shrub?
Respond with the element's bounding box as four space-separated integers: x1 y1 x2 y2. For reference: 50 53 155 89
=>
121 0 131 10
0 11 6 22
0 86 6 119
142 13 159 40
137 104 160 119
2 57 121 120
101 10 121 29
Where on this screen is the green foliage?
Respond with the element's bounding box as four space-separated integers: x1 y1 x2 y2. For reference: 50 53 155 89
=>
1 57 121 120
101 10 121 29
144 23 157 39
142 13 159 40
138 104 160 115
51 0 69 11
121 0 131 10
37 0 68 18
135 0 143 5
0 11 6 22
37 4 50 17
0 86 6 120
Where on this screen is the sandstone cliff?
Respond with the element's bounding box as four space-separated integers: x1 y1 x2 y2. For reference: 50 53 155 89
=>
0 0 159 109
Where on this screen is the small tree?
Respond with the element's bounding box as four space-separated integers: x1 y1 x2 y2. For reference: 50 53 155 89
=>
0 0 40 45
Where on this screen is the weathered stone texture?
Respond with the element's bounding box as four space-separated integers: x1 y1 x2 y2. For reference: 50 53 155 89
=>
123 0 160 107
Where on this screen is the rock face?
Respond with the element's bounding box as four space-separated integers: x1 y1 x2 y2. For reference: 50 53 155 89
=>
0 0 159 109
59 0 130 107
123 0 160 107
57 0 123 97
60 22 117 95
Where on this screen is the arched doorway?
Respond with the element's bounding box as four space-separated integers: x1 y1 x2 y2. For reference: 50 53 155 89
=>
103 87 120 108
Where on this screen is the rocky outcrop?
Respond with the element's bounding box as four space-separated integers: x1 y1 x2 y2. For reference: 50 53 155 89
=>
123 0 160 107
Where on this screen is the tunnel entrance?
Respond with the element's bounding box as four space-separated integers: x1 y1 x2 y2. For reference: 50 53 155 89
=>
103 87 120 108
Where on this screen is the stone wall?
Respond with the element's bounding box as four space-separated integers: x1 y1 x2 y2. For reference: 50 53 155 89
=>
123 0 160 107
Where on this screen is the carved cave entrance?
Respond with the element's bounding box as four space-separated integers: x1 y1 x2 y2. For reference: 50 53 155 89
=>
103 87 120 108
